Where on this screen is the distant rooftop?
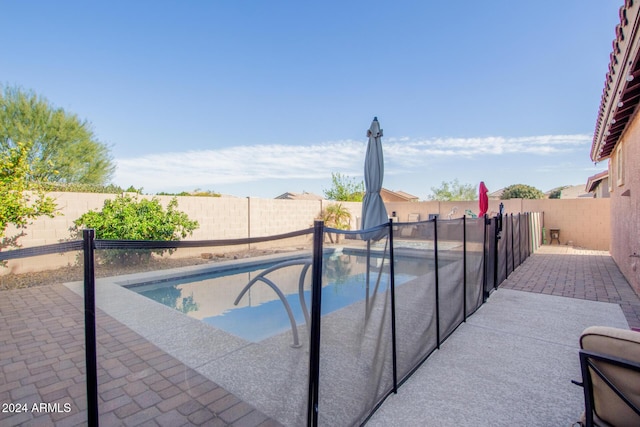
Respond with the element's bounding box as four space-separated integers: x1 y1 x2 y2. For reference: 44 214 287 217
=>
380 188 420 202
560 185 592 199
488 188 504 200
585 170 609 193
275 191 324 201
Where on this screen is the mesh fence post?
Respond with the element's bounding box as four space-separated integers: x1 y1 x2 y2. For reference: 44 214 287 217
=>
83 229 99 427
482 214 488 302
504 214 508 279
493 217 499 290
511 214 515 274
527 212 531 258
463 215 467 321
307 220 324 427
433 217 440 348
518 213 522 266
505 214 509 280
388 220 398 393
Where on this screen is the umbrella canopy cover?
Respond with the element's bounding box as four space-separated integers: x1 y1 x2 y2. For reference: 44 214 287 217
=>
478 181 489 217
361 117 388 237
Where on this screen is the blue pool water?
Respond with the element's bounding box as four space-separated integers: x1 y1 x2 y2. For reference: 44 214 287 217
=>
203 272 413 342
129 256 416 343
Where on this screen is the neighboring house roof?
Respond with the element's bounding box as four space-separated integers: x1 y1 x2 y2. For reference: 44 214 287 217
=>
592 0 640 162
488 188 504 200
380 188 419 202
275 191 323 200
560 185 592 199
276 189 418 202
585 170 609 193
393 190 420 201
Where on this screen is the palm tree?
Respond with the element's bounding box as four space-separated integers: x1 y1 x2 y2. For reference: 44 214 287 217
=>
319 203 352 243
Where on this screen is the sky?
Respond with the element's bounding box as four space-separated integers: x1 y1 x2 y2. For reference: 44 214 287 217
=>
0 1 624 199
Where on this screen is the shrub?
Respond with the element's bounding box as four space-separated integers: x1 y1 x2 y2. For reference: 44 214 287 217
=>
71 194 198 265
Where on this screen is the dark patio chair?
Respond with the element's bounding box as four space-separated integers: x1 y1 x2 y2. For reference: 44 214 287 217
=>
575 326 640 426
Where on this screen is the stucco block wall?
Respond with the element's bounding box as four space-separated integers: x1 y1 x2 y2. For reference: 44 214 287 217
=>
522 199 610 251
610 116 640 293
384 200 526 223
384 199 610 251
2 193 610 274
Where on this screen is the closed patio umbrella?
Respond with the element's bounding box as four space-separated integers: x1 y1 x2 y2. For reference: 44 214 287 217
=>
361 117 388 320
361 117 388 237
479 181 489 217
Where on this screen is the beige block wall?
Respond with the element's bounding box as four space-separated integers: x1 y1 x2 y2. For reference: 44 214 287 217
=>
2 192 611 274
385 199 610 251
384 200 525 224
522 199 610 251
609 115 640 294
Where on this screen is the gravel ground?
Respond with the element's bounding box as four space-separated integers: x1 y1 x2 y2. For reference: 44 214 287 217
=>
0 249 277 291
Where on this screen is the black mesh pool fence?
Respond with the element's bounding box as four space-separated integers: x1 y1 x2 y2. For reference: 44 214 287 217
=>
0 213 536 427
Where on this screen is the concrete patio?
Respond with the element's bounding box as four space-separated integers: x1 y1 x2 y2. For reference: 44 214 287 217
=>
1 245 639 426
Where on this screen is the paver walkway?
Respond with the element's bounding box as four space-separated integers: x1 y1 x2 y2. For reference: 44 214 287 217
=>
499 245 640 329
0 284 281 427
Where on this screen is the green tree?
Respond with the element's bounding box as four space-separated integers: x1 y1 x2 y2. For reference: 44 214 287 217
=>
501 184 544 200
71 194 199 264
0 85 115 185
428 179 477 201
323 172 364 201
1 142 56 251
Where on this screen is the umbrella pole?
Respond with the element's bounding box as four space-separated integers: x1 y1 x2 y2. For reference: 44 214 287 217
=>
366 239 371 318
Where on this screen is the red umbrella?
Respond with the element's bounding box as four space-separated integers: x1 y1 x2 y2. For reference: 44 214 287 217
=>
478 181 489 217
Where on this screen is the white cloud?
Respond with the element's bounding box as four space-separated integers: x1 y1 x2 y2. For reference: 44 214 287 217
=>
114 134 592 192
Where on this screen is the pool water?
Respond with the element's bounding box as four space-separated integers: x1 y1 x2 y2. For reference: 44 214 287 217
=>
202 271 414 342
128 255 417 343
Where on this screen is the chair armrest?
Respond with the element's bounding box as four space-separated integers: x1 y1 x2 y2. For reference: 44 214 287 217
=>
578 326 640 427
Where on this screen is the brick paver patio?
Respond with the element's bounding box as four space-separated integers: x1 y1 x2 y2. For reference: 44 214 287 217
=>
1 245 639 426
0 284 281 427
499 245 640 329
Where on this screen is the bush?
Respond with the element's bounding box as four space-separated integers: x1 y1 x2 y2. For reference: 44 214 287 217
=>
71 194 198 265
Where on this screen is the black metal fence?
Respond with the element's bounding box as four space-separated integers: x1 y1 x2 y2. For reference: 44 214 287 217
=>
0 213 535 426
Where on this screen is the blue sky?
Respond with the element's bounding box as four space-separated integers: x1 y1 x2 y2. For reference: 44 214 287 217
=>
1 1 623 199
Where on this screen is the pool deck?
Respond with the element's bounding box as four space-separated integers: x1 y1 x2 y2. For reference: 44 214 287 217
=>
1 245 639 426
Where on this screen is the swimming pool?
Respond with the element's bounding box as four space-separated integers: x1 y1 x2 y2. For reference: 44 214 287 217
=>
127 252 420 343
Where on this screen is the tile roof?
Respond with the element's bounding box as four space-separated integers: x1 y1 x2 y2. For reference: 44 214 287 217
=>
585 170 609 192
380 188 419 201
592 0 640 162
275 191 323 200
